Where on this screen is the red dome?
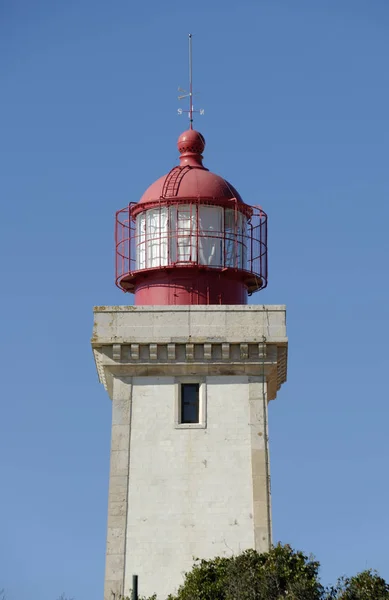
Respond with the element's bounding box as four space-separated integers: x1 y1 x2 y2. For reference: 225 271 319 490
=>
137 129 245 206
138 169 244 205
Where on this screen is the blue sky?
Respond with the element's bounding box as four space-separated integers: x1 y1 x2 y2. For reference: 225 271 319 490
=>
1 0 389 598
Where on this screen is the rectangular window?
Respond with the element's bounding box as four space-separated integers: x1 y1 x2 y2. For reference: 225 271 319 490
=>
180 383 200 424
175 379 206 429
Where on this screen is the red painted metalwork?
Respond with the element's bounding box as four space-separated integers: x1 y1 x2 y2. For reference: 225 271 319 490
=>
177 130 205 166
115 129 268 305
161 165 192 197
132 269 248 305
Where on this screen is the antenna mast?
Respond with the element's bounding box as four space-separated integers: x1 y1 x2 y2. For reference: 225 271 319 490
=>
188 33 193 129
178 33 204 127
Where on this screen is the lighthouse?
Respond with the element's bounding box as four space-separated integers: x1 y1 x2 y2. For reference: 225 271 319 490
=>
92 43 288 599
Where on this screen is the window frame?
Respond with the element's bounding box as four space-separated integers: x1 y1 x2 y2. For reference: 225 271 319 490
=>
174 377 207 429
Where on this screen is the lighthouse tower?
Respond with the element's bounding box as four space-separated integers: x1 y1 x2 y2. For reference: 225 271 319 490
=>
92 125 288 598
92 79 288 597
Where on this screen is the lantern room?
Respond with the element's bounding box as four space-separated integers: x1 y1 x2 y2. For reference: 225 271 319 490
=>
115 129 268 305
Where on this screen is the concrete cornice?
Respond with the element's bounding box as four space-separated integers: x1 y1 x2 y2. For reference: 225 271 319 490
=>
92 305 287 345
92 305 288 402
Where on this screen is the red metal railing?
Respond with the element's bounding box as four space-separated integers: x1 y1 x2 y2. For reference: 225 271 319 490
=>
115 200 268 294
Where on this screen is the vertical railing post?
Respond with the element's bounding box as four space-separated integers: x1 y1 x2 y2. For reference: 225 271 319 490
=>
250 221 254 273
195 202 199 265
132 574 138 600
115 210 119 284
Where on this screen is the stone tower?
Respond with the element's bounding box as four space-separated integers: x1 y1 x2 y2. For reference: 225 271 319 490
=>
92 128 288 599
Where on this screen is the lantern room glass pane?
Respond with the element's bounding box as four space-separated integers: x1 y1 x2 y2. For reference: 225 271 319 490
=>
169 205 197 263
136 212 146 270
136 208 168 269
198 205 223 266
224 209 236 268
224 209 247 269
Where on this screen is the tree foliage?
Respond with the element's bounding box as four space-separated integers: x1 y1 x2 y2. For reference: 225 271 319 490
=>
330 569 389 600
167 544 325 600
163 544 389 600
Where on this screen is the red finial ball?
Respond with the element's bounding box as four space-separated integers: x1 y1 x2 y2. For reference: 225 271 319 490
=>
177 129 205 155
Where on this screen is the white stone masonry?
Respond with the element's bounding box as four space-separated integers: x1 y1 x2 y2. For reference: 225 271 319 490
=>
92 305 287 599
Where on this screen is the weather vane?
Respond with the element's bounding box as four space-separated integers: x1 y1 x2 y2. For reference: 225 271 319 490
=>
178 33 204 129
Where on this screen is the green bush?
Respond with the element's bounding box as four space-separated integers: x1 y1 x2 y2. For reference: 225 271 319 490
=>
166 544 325 600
